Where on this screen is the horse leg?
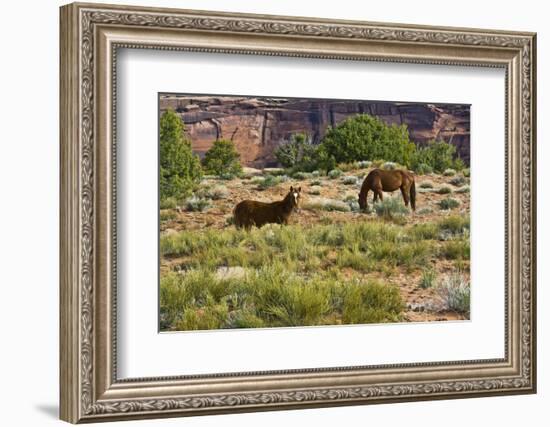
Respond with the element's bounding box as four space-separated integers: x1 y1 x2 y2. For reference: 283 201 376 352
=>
374 179 384 204
363 189 369 211
400 185 410 207
376 188 384 203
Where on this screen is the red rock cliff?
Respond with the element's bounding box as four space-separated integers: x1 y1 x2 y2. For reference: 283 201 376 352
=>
160 95 470 167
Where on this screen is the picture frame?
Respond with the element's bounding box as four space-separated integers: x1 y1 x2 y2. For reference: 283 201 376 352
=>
59 2 537 423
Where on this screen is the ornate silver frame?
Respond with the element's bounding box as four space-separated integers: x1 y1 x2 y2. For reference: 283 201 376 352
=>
60 2 537 423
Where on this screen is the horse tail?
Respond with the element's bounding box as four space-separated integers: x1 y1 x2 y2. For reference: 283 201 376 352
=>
409 177 416 211
233 202 244 229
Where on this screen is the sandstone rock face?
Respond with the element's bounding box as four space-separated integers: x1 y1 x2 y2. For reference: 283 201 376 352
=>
160 95 470 167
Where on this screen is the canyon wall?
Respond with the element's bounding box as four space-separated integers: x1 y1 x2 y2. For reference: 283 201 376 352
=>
160 95 470 168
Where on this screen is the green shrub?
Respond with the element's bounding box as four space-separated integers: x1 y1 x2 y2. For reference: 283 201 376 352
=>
455 185 470 193
438 271 470 314
308 186 322 195
292 171 313 180
207 185 229 200
262 167 286 176
304 197 351 212
275 133 318 172
438 185 453 195
411 140 464 173
414 163 433 175
449 175 466 186
382 161 398 170
328 169 343 179
319 114 416 167
417 207 433 215
357 160 372 169
462 168 470 177
310 179 322 186
202 139 242 178
342 175 358 185
185 195 211 212
347 200 361 212
374 196 409 218
443 168 457 176
338 162 359 172
219 172 239 180
257 174 289 189
160 109 202 201
438 197 460 210
419 181 434 189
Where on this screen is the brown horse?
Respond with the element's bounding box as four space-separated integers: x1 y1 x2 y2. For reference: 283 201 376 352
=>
233 186 302 230
358 169 416 211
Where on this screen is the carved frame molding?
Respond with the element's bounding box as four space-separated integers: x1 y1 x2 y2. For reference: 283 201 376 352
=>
60 2 536 423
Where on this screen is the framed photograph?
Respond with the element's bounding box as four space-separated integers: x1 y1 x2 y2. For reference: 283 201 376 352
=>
60 2 537 423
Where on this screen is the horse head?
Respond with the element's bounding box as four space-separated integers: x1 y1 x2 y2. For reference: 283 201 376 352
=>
286 186 302 209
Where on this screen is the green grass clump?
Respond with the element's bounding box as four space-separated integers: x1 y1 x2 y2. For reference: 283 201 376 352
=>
438 215 470 235
160 265 404 331
438 197 461 210
437 185 452 194
328 169 343 179
419 267 436 289
410 223 439 240
160 197 178 209
438 271 470 314
441 239 470 260
419 181 434 189
341 281 404 324
160 210 177 222
443 168 457 176
374 196 409 219
462 168 470 177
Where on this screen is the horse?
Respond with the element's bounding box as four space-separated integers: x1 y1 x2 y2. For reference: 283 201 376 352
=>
358 168 416 212
233 186 302 230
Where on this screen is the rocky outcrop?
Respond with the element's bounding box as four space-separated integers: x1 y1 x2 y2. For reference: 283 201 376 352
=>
160 95 470 167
